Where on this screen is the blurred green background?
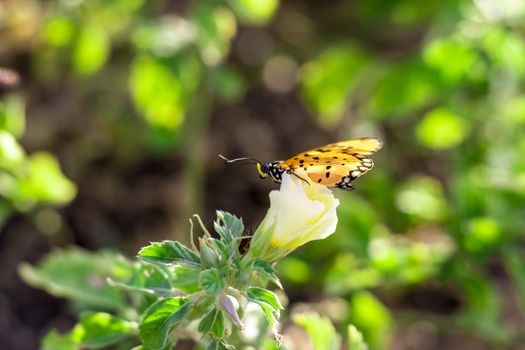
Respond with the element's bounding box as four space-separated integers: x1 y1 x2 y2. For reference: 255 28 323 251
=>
2 0 525 349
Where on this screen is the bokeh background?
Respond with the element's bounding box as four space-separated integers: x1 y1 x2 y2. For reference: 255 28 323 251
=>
2 0 525 349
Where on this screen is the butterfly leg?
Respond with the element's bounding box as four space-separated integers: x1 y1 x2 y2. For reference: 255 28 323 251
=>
288 169 311 185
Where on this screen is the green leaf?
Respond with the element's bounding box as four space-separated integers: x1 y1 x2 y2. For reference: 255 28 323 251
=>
396 175 448 222
73 23 110 75
423 36 478 84
214 210 244 245
246 287 283 336
199 238 222 268
229 0 279 25
139 297 191 350
131 17 197 56
0 130 25 175
43 15 75 47
293 312 340 350
0 94 25 138
259 338 281 350
246 287 283 311
19 248 130 311
109 263 172 297
463 217 502 253
138 240 201 267
347 325 368 350
253 260 283 289
130 56 186 130
214 239 230 261
172 265 201 293
483 28 525 75
41 330 79 350
79 312 136 348
367 61 438 119
198 308 226 339
349 292 392 350
13 152 77 207
199 268 226 295
109 263 175 314
300 43 370 125
416 107 469 150
192 5 237 65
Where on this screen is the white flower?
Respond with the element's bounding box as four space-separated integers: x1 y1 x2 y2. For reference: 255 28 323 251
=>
247 169 340 262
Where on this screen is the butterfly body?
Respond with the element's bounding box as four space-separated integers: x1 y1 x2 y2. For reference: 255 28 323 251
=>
221 137 382 191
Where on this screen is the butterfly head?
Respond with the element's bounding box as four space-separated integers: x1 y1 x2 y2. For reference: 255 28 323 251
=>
256 161 284 181
219 155 285 183
256 162 269 179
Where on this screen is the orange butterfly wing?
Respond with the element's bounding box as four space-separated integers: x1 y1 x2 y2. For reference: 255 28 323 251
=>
279 137 382 187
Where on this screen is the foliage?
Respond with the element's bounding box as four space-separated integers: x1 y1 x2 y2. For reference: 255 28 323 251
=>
292 312 369 350
0 95 76 226
20 249 131 311
293 312 341 350
23 211 286 349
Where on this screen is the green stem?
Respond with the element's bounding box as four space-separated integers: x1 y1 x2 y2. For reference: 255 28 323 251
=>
173 69 212 244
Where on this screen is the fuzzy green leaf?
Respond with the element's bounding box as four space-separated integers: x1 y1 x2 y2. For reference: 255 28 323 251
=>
109 264 173 298
42 313 138 350
246 287 283 338
199 237 223 268
172 265 200 293
253 260 283 289
246 287 283 311
293 312 340 350
138 241 201 267
73 23 109 75
80 312 136 348
199 268 226 295
349 292 392 350
41 330 78 350
198 308 225 339
19 248 130 311
230 0 279 25
347 325 368 350
139 297 191 350
214 239 230 260
214 211 244 245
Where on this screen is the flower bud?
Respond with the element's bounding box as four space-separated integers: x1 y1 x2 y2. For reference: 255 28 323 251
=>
247 169 339 262
220 293 245 330
199 237 220 268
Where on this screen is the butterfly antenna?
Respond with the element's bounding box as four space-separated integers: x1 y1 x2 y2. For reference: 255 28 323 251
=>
218 154 260 165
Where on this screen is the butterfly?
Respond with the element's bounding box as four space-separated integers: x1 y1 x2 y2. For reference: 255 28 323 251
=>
219 137 382 190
